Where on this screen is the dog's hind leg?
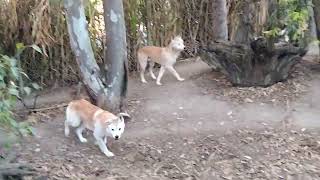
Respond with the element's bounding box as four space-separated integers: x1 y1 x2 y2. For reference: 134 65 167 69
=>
138 53 148 83
148 62 156 80
167 66 184 81
65 106 81 137
76 123 87 143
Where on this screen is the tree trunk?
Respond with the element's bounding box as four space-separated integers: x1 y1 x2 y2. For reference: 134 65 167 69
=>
199 38 307 87
102 0 128 112
64 0 106 103
313 0 320 61
313 0 320 38
64 0 127 112
305 3 320 60
229 0 256 45
211 0 228 41
228 0 276 44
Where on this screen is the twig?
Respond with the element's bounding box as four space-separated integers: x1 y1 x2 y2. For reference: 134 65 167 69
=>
26 103 68 113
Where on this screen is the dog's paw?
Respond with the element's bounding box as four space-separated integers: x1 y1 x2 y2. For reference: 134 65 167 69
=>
151 75 157 80
104 151 114 157
156 82 162 86
141 79 148 83
79 138 88 143
178 78 185 81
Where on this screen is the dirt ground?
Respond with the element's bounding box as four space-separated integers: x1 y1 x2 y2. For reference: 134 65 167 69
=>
6 59 320 179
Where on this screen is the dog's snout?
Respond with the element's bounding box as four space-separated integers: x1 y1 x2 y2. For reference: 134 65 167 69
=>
115 135 119 140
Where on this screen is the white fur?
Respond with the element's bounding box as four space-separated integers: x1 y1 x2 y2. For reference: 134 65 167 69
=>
64 105 128 157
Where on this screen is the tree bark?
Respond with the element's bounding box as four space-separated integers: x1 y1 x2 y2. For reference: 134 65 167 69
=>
64 0 128 112
102 0 128 112
211 0 228 41
305 3 320 59
64 0 106 103
199 38 307 87
313 0 320 60
313 0 320 38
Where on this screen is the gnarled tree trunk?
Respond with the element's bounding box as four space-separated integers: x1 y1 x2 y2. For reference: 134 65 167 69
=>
199 38 307 87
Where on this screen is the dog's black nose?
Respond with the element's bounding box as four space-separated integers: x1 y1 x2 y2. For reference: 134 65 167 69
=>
115 135 119 140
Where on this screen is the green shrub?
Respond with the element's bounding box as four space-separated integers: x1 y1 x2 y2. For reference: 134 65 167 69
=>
0 43 42 136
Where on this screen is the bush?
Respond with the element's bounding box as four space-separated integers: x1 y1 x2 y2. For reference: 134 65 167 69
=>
0 43 41 136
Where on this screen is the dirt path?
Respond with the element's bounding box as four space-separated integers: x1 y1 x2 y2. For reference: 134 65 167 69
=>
11 60 320 179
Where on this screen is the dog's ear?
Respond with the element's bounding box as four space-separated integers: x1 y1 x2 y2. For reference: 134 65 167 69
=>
117 112 130 122
117 112 130 118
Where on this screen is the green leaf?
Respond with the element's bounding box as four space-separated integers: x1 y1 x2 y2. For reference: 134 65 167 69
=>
30 44 43 54
8 88 19 97
16 43 25 51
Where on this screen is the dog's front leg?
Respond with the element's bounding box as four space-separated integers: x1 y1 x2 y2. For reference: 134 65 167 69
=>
93 130 114 157
167 66 184 81
156 66 166 85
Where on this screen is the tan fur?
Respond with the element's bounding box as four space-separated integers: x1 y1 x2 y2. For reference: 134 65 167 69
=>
64 99 129 157
67 99 117 130
137 36 185 85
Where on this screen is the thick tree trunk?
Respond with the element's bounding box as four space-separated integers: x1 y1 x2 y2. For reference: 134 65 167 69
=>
305 4 320 60
199 38 307 87
211 0 228 41
228 0 276 44
312 0 320 61
64 0 127 112
102 0 128 112
64 0 106 103
313 0 320 38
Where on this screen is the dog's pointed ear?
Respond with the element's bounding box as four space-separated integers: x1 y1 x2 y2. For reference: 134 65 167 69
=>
117 112 130 118
117 112 130 122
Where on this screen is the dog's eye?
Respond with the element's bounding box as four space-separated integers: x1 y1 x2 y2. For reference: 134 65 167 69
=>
119 128 121 130
112 129 114 131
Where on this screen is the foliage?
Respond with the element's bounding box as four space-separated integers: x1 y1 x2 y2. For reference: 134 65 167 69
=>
0 43 41 136
265 0 311 44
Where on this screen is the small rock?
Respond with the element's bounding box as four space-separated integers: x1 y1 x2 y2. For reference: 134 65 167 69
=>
243 155 252 160
244 98 254 103
34 148 41 152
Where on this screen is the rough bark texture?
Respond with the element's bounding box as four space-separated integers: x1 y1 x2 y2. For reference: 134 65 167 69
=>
212 0 228 40
228 0 276 44
199 38 307 87
65 0 127 112
305 4 320 58
64 0 107 104
313 0 320 38
313 0 320 60
102 0 128 112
